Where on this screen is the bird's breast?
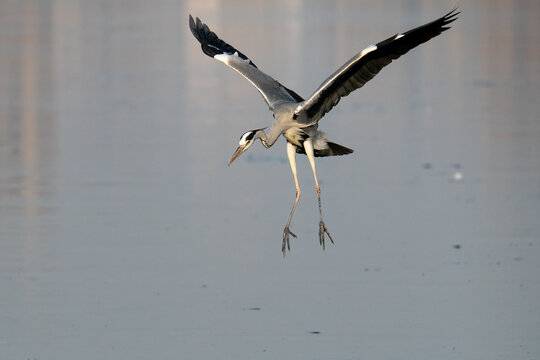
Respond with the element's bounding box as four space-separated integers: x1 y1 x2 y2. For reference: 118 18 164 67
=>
283 127 309 148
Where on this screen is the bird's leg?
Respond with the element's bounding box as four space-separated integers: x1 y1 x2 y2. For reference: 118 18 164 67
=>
304 139 334 250
283 142 300 256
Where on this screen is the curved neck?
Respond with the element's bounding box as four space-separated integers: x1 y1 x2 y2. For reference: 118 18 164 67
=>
256 127 279 148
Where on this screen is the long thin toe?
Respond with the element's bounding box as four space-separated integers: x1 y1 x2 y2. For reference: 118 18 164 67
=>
282 227 297 256
325 227 334 244
319 221 334 251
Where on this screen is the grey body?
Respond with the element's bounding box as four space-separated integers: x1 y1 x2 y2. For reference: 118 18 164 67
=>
189 10 459 255
269 104 331 154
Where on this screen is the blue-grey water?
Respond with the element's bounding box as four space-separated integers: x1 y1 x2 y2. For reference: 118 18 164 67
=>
1 1 539 359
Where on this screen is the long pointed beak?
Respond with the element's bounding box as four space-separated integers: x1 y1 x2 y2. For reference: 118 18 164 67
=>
228 146 245 166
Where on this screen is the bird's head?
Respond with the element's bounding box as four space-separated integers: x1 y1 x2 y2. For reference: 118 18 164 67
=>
228 129 264 166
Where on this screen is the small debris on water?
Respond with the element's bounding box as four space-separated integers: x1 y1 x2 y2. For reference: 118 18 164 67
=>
452 171 464 182
309 331 321 334
453 244 461 249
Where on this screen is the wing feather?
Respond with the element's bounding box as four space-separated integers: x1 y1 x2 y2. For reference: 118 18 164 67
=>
296 8 459 122
189 15 303 110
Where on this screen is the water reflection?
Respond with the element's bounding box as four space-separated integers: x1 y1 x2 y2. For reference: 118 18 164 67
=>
1 1 539 359
0 2 58 281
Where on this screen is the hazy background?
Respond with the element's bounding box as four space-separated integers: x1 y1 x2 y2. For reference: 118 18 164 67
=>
1 1 539 359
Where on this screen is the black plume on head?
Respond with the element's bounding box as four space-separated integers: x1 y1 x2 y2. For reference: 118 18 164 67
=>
245 131 257 141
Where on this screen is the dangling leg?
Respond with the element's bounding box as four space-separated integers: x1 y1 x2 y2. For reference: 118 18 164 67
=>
303 139 334 250
283 142 301 256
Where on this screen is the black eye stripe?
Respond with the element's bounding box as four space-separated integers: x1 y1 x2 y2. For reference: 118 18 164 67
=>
245 131 255 141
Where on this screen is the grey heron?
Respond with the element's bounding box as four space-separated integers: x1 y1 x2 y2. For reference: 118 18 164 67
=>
189 9 459 255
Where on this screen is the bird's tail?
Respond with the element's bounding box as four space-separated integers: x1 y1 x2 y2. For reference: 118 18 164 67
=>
315 141 354 157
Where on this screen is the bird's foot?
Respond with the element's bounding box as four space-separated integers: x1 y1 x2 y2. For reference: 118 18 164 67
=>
319 220 334 251
282 226 297 256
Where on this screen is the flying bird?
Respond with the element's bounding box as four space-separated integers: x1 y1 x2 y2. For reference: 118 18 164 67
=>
189 9 459 255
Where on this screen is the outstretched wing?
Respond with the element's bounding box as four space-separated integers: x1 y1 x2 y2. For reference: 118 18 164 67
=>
189 15 303 111
295 8 459 123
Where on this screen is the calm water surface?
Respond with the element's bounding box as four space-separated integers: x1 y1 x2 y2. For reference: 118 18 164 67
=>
1 1 539 359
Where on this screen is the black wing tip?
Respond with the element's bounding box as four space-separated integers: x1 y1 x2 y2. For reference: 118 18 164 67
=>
427 7 460 32
188 15 257 66
397 7 460 41
188 15 219 57
442 7 460 25
188 14 202 39
437 8 460 36
376 8 459 48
